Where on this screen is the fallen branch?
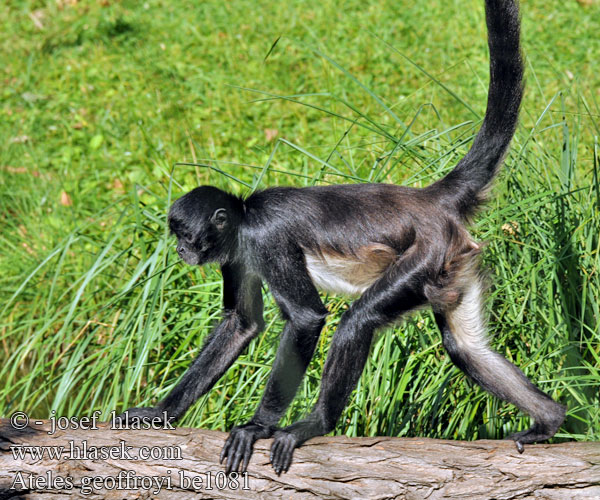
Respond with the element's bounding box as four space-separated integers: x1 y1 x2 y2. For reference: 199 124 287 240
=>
0 419 598 499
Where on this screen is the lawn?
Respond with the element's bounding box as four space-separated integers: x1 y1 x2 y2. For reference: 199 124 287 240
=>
1 0 598 443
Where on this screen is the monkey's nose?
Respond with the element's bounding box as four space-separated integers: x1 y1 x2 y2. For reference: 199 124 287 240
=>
177 245 186 255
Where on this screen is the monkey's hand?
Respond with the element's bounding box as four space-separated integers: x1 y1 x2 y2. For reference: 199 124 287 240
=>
114 406 175 428
220 422 275 474
270 430 301 475
269 416 327 474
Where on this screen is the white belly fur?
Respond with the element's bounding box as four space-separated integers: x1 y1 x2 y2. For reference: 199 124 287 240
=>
304 250 392 296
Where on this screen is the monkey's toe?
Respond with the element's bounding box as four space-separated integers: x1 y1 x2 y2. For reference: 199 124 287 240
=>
270 431 298 475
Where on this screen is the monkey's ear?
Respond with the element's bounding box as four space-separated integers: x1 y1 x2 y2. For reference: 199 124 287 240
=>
211 208 228 230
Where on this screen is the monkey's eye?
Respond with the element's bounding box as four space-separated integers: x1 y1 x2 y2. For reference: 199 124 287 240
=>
179 231 192 242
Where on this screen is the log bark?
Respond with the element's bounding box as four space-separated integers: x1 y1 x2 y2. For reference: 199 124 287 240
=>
1 419 598 499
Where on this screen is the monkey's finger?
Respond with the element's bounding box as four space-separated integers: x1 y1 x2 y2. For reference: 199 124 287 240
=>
241 444 252 473
228 441 245 474
224 433 241 471
278 442 292 474
272 443 286 475
270 447 279 472
220 435 233 463
282 442 295 473
269 439 280 465
273 454 282 476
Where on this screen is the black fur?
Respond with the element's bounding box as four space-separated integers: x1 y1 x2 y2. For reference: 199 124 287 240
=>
116 0 565 475
432 0 524 216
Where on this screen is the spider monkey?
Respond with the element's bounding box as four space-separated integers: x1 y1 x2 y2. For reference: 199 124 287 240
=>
118 0 566 475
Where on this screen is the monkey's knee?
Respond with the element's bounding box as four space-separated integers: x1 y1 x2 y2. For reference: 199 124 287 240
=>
227 311 264 340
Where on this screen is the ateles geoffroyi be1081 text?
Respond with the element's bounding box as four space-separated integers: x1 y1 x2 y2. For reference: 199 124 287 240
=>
117 0 566 475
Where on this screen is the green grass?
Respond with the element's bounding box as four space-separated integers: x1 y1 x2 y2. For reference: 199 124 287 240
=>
1 0 598 443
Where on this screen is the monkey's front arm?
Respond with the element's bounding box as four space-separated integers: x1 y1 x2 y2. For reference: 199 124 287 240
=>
220 253 328 473
117 263 264 424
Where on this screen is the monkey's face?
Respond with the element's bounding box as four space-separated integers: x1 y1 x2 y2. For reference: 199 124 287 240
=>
168 214 226 266
167 186 238 266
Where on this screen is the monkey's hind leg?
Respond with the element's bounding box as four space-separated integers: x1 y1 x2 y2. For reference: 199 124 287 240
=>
434 269 566 452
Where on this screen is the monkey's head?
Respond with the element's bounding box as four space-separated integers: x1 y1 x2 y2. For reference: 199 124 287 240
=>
168 186 243 266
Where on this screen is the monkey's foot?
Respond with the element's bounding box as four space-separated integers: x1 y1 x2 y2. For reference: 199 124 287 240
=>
507 413 565 454
114 406 174 428
220 422 275 474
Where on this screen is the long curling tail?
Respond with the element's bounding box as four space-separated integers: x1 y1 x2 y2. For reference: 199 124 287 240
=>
430 0 524 217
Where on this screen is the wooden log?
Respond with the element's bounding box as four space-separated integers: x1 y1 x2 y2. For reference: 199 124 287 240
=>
1 419 599 499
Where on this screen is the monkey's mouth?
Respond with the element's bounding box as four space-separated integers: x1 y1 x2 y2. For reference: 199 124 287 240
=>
181 252 205 265
181 255 199 265
176 247 202 266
